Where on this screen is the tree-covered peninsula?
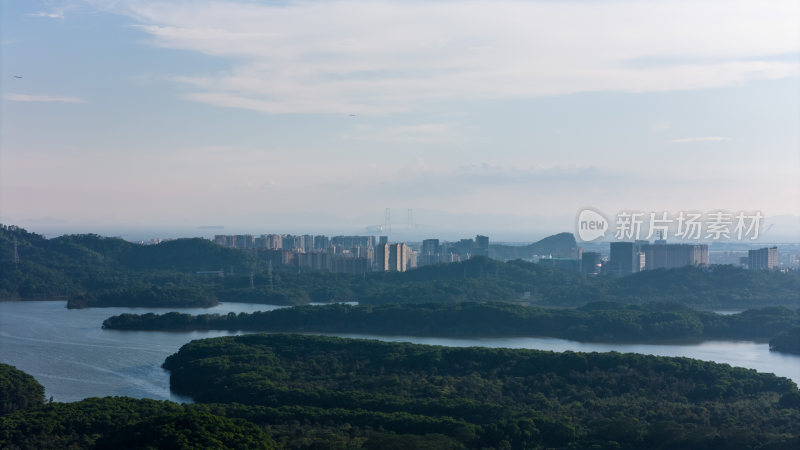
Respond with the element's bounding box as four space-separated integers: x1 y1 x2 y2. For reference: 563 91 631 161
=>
770 326 800 355
103 301 800 343
160 333 800 449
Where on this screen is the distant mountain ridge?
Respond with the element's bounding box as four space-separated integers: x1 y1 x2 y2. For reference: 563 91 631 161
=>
490 232 578 260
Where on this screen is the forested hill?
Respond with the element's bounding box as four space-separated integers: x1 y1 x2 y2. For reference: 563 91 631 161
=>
357 256 594 305
490 232 577 260
0 225 255 274
359 258 800 306
159 333 800 449
0 224 255 303
602 264 800 306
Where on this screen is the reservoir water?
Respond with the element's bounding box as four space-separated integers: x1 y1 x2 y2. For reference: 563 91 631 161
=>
1 301 798 403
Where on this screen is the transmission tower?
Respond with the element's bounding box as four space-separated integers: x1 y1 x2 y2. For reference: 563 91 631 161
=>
13 239 19 269
267 260 274 290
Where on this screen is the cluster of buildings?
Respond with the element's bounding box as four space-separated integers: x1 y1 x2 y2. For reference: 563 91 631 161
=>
212 230 782 276
744 247 779 270
547 241 780 276
419 236 489 265
605 240 709 275
212 233 490 274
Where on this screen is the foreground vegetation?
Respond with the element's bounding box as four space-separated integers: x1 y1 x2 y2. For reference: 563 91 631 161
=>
4 225 800 309
160 334 800 448
0 364 44 415
103 301 800 343
3 336 800 448
0 397 274 449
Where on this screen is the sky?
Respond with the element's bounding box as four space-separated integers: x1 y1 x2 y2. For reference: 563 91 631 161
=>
1 0 798 241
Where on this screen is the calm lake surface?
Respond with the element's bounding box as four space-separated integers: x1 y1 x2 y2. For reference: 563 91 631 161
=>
1 301 799 403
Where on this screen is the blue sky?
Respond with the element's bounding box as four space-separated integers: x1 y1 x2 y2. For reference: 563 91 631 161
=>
1 0 798 239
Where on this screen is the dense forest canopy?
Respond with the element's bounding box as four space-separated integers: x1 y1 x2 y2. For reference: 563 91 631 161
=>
159 333 800 449
0 364 44 415
0 397 274 449
3 333 800 448
102 301 800 344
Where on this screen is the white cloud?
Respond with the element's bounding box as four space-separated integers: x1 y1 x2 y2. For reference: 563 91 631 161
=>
4 93 86 103
670 137 732 144
343 123 465 143
28 2 79 19
91 0 798 114
29 11 65 19
650 121 672 132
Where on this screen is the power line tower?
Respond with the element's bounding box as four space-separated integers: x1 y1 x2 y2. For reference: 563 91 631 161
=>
13 239 19 269
267 260 274 290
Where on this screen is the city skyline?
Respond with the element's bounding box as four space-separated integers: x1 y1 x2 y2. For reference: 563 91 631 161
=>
2 0 798 235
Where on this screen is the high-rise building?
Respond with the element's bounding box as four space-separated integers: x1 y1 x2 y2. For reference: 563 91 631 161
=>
331 256 370 274
475 235 489 257
314 235 329 249
452 238 476 258
581 252 602 275
330 236 372 249
641 243 708 270
420 239 440 266
422 239 440 255
748 247 778 270
265 234 282 250
389 243 408 272
302 235 314 252
234 234 255 249
309 251 329 271
375 243 389 271
407 248 418 269
539 258 581 272
609 242 638 275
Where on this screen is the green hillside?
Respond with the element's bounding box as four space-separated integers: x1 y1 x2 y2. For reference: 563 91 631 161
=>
159 333 800 449
0 224 255 305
